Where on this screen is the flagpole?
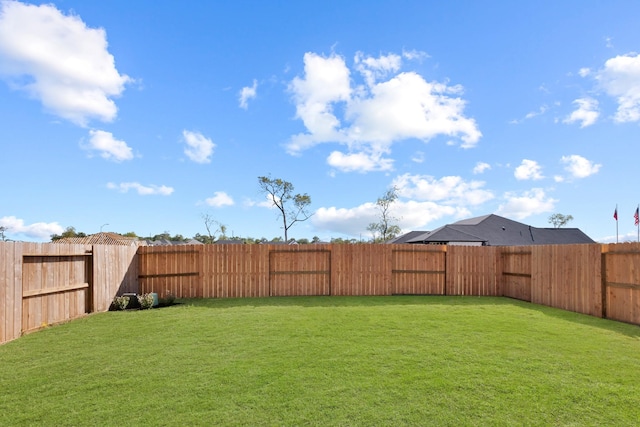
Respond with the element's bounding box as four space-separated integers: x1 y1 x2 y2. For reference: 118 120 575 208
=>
636 204 639 243
615 204 619 243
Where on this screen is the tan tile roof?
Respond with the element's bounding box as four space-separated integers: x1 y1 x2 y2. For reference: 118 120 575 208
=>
53 232 139 246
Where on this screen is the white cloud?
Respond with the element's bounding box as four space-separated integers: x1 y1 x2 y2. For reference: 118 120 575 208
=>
182 130 215 164
563 97 599 127
354 51 402 87
205 191 234 207
312 200 461 237
107 182 174 196
497 188 557 220
561 154 601 178
0 215 63 240
287 52 351 153
411 151 425 163
392 173 494 206
245 194 278 209
286 51 481 170
514 159 544 181
473 162 491 174
578 67 591 77
402 49 429 61
239 79 257 109
327 150 394 173
596 53 640 123
0 1 131 126
83 130 133 162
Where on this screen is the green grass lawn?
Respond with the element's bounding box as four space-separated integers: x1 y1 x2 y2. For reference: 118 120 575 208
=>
1 296 640 426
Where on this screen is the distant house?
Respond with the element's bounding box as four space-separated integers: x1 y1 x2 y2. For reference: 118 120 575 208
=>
141 238 203 246
53 232 139 246
388 214 594 246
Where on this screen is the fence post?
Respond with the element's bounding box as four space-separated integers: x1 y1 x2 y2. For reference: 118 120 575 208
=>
600 244 608 319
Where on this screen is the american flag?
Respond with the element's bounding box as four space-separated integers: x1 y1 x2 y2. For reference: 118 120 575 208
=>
635 207 639 226
614 207 618 221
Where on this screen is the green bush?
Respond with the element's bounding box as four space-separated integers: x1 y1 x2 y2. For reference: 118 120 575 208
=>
137 293 155 310
111 296 129 311
160 290 176 306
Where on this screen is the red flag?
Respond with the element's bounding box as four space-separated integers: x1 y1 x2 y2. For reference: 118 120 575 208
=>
635 207 639 226
614 207 618 221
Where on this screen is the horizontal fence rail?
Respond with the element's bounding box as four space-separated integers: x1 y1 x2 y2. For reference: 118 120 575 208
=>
4 241 640 344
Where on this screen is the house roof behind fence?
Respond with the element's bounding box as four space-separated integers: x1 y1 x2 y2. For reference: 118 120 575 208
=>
53 232 139 246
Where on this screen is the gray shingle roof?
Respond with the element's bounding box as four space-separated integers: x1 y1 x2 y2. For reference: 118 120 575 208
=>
400 214 594 246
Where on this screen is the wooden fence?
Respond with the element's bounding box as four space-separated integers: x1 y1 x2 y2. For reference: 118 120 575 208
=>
138 243 640 325
138 244 506 299
1 242 138 344
4 241 640 345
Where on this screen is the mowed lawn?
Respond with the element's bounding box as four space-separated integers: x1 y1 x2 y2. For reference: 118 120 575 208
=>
1 297 640 426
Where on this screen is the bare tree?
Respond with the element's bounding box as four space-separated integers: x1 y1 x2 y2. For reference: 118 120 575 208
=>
0 225 8 241
548 213 574 228
258 176 312 242
367 186 402 242
200 213 227 243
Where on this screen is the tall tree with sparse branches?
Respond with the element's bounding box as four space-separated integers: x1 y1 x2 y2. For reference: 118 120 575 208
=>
258 176 312 242
367 186 402 242
199 213 227 243
548 213 574 228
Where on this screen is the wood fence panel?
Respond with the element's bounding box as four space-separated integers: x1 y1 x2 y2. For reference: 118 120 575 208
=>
330 245 391 295
603 243 640 324
138 245 200 298
92 244 139 312
391 245 446 295
501 248 532 301
269 246 330 296
0 242 22 344
202 245 269 298
20 243 92 333
446 246 500 296
531 244 602 318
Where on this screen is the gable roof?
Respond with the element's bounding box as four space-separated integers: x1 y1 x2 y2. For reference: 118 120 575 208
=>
402 214 594 246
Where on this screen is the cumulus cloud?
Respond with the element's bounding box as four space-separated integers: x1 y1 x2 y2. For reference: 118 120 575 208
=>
596 53 640 123
107 182 174 196
0 215 63 240
205 191 234 207
83 130 133 162
561 154 601 178
0 1 131 126
239 79 257 109
327 150 394 173
312 200 461 237
497 188 557 220
311 172 493 237
354 51 402 87
514 159 544 181
392 173 494 206
286 51 481 173
563 97 599 127
182 130 215 164
473 162 491 174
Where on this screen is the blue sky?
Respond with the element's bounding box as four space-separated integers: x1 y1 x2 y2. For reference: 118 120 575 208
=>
1 0 640 243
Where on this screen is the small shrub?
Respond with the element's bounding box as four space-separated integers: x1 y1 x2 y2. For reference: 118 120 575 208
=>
111 296 130 311
137 293 155 310
160 290 176 306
